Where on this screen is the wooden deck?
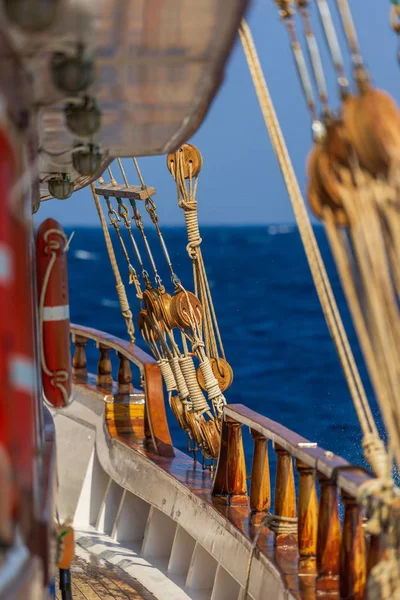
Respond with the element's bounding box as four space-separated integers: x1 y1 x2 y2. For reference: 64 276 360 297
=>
55 554 156 600
70 324 378 600
104 398 313 599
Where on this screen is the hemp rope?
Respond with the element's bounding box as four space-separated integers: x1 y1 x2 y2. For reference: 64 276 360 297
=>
158 359 177 394
239 20 385 477
176 283 225 416
179 355 210 415
39 228 71 406
169 355 190 404
122 160 201 416
171 152 226 363
243 513 298 598
91 183 135 343
322 167 400 474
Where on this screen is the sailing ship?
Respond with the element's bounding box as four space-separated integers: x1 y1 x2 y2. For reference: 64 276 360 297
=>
0 0 398 598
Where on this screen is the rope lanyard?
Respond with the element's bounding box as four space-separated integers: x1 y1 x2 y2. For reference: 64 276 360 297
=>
91 183 135 343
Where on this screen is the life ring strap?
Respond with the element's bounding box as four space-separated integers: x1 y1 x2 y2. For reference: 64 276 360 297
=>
42 305 70 322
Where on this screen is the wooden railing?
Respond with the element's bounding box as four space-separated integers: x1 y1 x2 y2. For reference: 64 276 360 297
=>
70 324 174 457
212 404 383 599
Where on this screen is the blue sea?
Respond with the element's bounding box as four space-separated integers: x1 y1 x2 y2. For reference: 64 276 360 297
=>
66 225 383 472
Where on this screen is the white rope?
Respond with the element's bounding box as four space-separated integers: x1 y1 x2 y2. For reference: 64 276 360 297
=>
179 356 209 414
158 359 177 393
169 356 191 404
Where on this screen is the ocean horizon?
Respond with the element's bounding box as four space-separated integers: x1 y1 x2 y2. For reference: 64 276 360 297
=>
66 224 382 478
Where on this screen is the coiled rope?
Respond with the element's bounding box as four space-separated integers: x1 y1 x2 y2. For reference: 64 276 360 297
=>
243 513 298 598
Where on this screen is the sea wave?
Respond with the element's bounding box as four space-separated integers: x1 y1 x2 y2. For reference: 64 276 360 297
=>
267 224 294 235
101 298 119 308
74 249 98 261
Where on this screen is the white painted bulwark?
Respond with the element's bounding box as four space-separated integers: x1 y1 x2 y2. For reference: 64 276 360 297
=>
186 543 218 592
52 386 295 600
112 490 150 544
211 565 241 600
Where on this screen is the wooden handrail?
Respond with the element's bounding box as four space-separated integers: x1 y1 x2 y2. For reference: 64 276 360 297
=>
213 404 376 597
224 404 373 499
70 323 156 371
70 323 174 457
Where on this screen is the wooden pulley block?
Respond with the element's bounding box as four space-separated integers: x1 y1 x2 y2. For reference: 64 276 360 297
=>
307 183 348 227
324 121 349 166
307 146 348 226
342 88 400 176
185 411 203 446
142 288 162 321
167 143 203 179
171 290 202 329
317 147 348 209
158 291 178 330
137 309 160 342
196 358 234 393
200 419 221 459
170 395 188 431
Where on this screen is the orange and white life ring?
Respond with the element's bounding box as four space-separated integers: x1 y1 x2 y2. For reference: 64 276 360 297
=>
36 218 72 408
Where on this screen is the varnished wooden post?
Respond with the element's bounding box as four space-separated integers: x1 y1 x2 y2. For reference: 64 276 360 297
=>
117 352 132 394
296 460 318 571
72 335 88 380
340 493 366 600
317 477 341 592
274 444 297 547
367 534 383 576
97 343 113 389
212 417 248 506
250 430 270 513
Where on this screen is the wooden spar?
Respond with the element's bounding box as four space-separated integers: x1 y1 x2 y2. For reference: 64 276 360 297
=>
70 323 174 457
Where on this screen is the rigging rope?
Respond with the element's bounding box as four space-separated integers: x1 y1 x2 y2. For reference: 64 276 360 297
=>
238 19 386 477
91 183 135 343
100 160 219 459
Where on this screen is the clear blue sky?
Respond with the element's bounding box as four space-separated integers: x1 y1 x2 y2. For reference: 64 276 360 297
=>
37 0 400 226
